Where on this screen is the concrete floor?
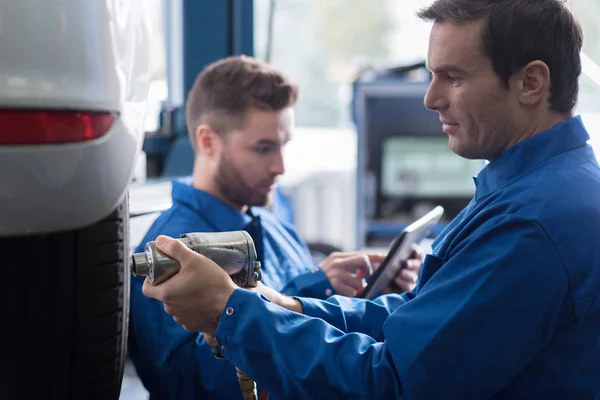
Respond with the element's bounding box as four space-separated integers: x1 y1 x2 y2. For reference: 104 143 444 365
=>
120 360 149 400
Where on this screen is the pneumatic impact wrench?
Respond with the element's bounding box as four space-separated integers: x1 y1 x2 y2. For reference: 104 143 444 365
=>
131 230 263 400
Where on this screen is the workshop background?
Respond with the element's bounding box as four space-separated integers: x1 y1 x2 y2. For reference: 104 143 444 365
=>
122 0 600 398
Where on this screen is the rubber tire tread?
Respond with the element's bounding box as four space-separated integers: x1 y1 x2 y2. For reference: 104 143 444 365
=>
0 196 130 400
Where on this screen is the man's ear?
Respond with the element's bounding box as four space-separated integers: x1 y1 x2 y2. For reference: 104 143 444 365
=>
515 60 551 107
195 124 220 157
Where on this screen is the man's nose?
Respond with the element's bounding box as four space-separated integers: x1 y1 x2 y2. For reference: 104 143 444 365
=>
423 79 448 111
270 149 285 176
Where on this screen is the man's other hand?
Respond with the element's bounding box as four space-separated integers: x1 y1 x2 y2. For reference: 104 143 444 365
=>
141 235 238 334
382 244 424 294
247 282 304 313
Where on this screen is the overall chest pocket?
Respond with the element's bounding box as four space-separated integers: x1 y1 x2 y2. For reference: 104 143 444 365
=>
416 254 445 292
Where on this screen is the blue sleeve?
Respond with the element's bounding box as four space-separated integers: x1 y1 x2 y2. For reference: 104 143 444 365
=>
216 290 404 400
297 293 407 340
215 216 569 399
270 215 338 300
129 211 248 400
278 267 336 299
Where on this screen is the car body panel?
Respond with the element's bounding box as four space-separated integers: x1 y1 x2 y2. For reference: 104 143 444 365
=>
0 0 151 236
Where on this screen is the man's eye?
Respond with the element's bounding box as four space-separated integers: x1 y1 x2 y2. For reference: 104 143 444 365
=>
255 146 271 154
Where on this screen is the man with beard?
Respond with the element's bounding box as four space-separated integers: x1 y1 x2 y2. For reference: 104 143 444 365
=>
128 56 421 399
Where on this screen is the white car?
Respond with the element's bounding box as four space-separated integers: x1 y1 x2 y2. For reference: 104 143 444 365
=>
0 1 150 399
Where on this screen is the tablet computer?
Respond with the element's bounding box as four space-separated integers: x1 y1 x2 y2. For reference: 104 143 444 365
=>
359 206 444 300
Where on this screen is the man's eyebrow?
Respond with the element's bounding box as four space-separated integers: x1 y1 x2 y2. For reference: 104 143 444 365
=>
253 134 292 146
253 139 279 146
426 64 472 74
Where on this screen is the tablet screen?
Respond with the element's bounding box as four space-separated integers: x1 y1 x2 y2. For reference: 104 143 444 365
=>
359 206 444 299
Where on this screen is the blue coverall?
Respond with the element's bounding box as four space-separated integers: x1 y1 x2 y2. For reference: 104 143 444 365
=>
215 116 600 399
129 181 335 399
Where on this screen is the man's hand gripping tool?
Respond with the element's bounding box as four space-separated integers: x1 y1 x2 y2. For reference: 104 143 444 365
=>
131 230 262 400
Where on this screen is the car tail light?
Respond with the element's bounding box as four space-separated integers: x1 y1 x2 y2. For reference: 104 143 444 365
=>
0 110 117 145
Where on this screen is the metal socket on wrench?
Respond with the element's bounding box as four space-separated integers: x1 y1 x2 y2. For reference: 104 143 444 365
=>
131 230 262 287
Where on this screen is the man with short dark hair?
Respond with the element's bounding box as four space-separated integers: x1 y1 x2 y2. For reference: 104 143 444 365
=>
143 1 600 398
129 56 419 399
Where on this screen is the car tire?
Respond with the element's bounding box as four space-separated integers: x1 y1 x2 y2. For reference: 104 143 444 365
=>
0 195 130 400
